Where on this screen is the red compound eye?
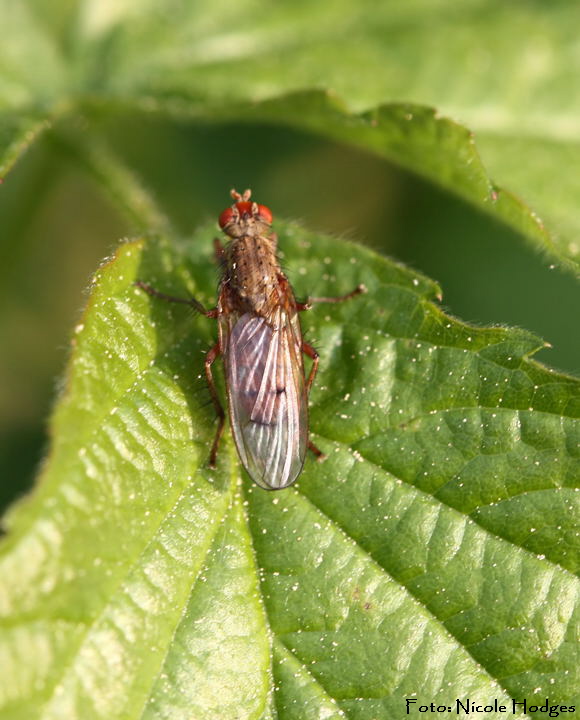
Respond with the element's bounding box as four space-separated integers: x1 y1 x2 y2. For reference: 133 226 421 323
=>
219 201 274 228
256 204 273 224
218 207 235 228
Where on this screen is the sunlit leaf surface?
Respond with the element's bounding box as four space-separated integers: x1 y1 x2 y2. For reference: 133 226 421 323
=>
1 222 577 719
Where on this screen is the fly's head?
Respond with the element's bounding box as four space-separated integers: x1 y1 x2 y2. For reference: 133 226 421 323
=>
218 188 273 239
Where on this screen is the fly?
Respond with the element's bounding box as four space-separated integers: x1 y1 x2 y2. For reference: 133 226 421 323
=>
136 189 365 490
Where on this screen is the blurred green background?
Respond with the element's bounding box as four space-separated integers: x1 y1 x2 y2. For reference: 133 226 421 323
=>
1 113 578 513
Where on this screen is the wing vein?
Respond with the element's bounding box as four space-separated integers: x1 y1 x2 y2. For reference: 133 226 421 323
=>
221 309 307 489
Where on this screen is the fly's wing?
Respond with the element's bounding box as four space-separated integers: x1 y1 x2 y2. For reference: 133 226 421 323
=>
220 307 308 489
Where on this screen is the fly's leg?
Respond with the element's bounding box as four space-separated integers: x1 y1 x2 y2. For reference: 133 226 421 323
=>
309 283 366 304
307 440 324 461
298 284 365 390
135 281 218 318
136 280 224 466
302 340 320 393
205 342 225 467
303 341 325 461
300 282 367 460
296 283 366 311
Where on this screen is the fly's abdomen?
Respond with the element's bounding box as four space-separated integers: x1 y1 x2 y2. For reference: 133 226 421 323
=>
221 311 308 489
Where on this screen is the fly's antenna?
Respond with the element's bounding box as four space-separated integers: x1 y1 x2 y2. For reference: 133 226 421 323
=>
230 188 252 203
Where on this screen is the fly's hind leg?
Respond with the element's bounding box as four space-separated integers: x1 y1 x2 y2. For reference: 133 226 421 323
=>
302 340 320 393
205 342 225 467
135 280 224 466
298 284 366 463
307 439 325 462
299 282 365 390
303 341 325 462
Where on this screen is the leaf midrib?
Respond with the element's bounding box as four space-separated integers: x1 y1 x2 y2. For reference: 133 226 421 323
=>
134 457 238 720
36 476 233 718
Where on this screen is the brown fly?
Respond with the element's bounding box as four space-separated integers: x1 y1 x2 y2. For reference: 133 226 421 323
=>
136 189 365 489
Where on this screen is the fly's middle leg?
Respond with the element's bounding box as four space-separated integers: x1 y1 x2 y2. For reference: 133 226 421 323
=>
205 342 226 467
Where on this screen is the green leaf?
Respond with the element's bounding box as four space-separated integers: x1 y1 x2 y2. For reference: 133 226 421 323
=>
71 0 580 271
1 222 577 719
475 133 580 272
191 92 561 272
2 3 580 272
0 1 66 109
0 1 68 178
0 111 53 179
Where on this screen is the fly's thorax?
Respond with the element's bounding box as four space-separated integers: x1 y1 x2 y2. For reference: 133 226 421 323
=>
226 234 282 314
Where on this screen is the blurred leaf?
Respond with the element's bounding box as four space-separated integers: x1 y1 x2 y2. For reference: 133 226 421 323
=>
0 1 67 108
194 92 559 272
0 222 577 718
0 112 53 179
0 0 68 178
2 2 580 272
475 132 580 269
73 0 580 271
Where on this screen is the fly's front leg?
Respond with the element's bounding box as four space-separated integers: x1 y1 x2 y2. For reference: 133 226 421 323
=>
297 283 367 309
136 280 223 465
135 281 218 318
299 282 367 462
205 342 225 467
135 281 224 467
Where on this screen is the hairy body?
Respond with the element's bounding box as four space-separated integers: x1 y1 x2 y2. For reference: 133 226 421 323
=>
217 193 307 488
136 189 364 489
